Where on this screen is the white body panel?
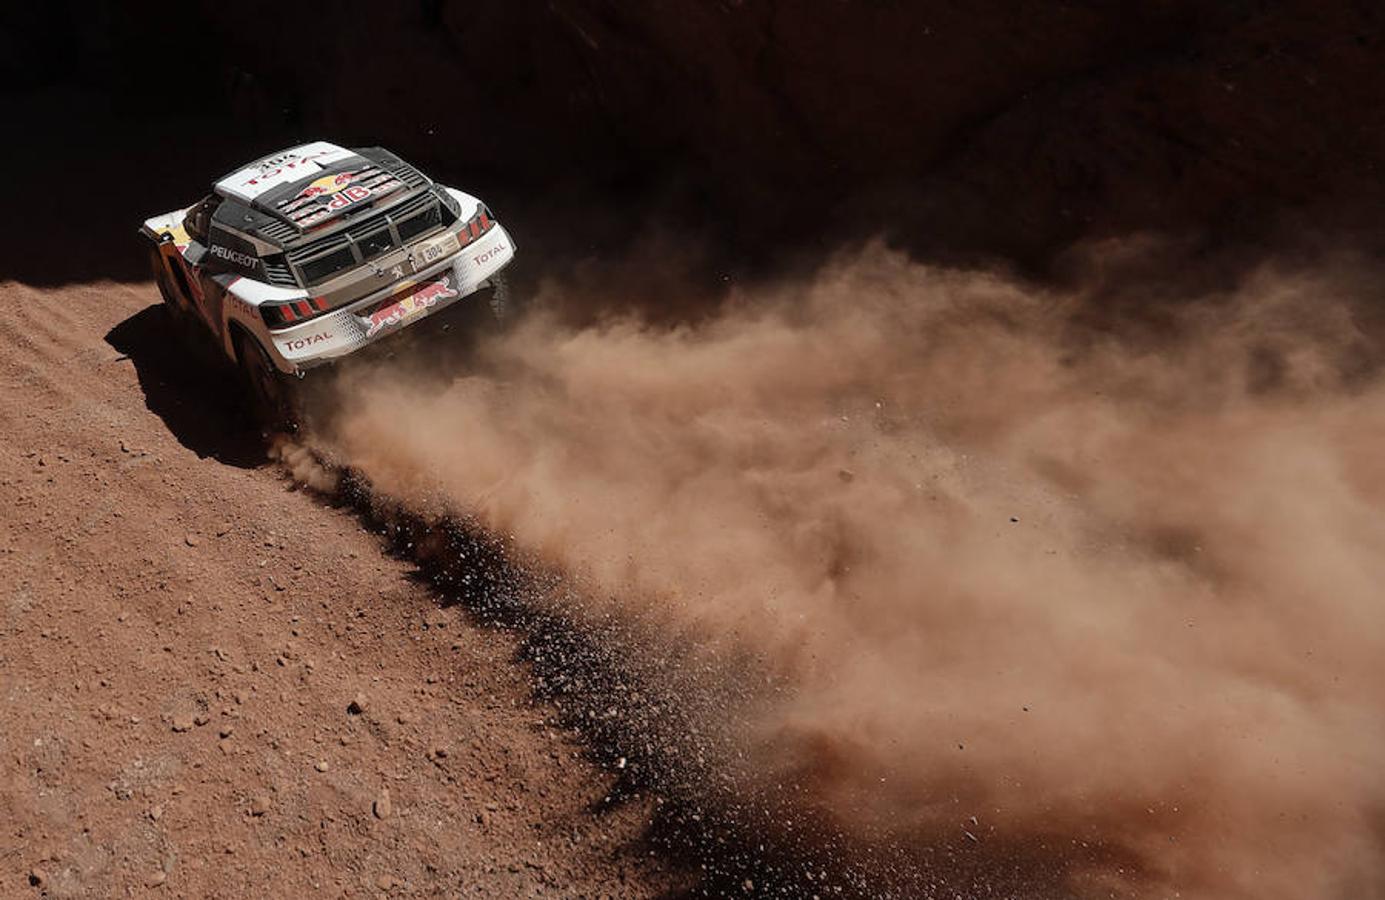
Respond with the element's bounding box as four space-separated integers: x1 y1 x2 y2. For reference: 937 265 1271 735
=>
215 141 357 203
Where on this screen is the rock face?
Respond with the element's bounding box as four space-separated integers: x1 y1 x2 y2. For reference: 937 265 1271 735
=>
5 1 1384 269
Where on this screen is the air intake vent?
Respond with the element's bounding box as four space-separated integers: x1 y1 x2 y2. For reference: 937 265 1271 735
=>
262 257 296 287
258 218 298 242
389 162 428 188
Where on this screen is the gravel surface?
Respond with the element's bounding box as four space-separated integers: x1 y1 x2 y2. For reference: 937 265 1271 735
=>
0 279 689 897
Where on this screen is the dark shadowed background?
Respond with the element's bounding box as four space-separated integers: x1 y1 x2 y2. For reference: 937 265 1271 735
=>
1 2 1382 282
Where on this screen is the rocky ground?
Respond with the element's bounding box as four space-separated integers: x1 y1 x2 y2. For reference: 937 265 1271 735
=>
0 279 690 897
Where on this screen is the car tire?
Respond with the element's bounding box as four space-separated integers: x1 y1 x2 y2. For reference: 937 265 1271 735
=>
149 247 188 322
234 331 303 435
486 272 512 322
433 273 519 348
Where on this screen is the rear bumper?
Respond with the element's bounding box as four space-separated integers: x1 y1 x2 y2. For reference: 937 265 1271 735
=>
262 222 515 372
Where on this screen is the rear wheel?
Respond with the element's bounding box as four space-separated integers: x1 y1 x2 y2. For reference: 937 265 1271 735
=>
149 247 189 323
486 272 512 322
417 273 519 358
234 331 303 435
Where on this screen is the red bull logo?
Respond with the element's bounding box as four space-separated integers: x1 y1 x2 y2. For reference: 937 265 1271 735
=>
364 275 459 338
296 171 357 200
285 175 379 227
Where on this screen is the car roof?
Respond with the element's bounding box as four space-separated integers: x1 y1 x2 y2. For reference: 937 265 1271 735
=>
214 141 359 204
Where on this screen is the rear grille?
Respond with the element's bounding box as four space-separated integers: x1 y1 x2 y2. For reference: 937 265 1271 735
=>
286 195 435 264
352 192 433 240
284 192 445 286
286 232 351 270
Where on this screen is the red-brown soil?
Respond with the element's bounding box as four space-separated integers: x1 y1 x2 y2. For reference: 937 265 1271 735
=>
0 279 689 897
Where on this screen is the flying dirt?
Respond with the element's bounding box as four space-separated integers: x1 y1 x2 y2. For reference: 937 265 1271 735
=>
305 238 1385 899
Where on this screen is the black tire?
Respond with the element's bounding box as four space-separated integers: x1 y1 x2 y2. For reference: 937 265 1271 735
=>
486 272 512 323
417 273 519 360
441 273 515 334
234 331 303 435
149 247 187 322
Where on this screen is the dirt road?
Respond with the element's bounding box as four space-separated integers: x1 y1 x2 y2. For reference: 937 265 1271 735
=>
0 279 688 897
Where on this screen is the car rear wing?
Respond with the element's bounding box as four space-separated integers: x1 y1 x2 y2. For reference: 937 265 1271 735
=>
140 209 192 249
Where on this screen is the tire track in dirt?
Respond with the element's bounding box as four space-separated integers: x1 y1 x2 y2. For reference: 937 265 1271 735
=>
0 279 692 897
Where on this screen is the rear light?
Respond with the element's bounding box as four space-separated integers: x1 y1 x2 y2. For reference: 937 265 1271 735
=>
461 205 495 244
261 295 331 329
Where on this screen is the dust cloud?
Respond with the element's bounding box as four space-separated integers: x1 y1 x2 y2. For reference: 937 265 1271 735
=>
320 240 1385 898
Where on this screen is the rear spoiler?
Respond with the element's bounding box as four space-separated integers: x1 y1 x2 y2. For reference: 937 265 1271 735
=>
139 208 191 249
138 223 172 245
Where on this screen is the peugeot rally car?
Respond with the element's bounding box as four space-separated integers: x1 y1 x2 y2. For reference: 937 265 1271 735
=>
140 140 515 426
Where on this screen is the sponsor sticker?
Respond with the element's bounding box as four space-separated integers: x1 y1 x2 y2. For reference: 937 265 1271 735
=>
294 187 372 227
363 275 459 338
241 149 334 189
291 171 359 202
281 331 334 353
277 167 404 228
472 243 508 267
209 245 259 269
162 223 190 249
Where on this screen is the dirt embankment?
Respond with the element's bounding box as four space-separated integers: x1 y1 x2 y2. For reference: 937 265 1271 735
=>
0 280 688 896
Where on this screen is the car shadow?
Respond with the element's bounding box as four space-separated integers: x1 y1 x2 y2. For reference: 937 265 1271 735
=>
104 304 266 469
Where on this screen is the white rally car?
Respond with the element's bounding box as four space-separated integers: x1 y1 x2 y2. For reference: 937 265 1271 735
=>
140 141 515 427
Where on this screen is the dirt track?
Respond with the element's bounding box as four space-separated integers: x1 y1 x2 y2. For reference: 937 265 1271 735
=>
0 280 688 897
